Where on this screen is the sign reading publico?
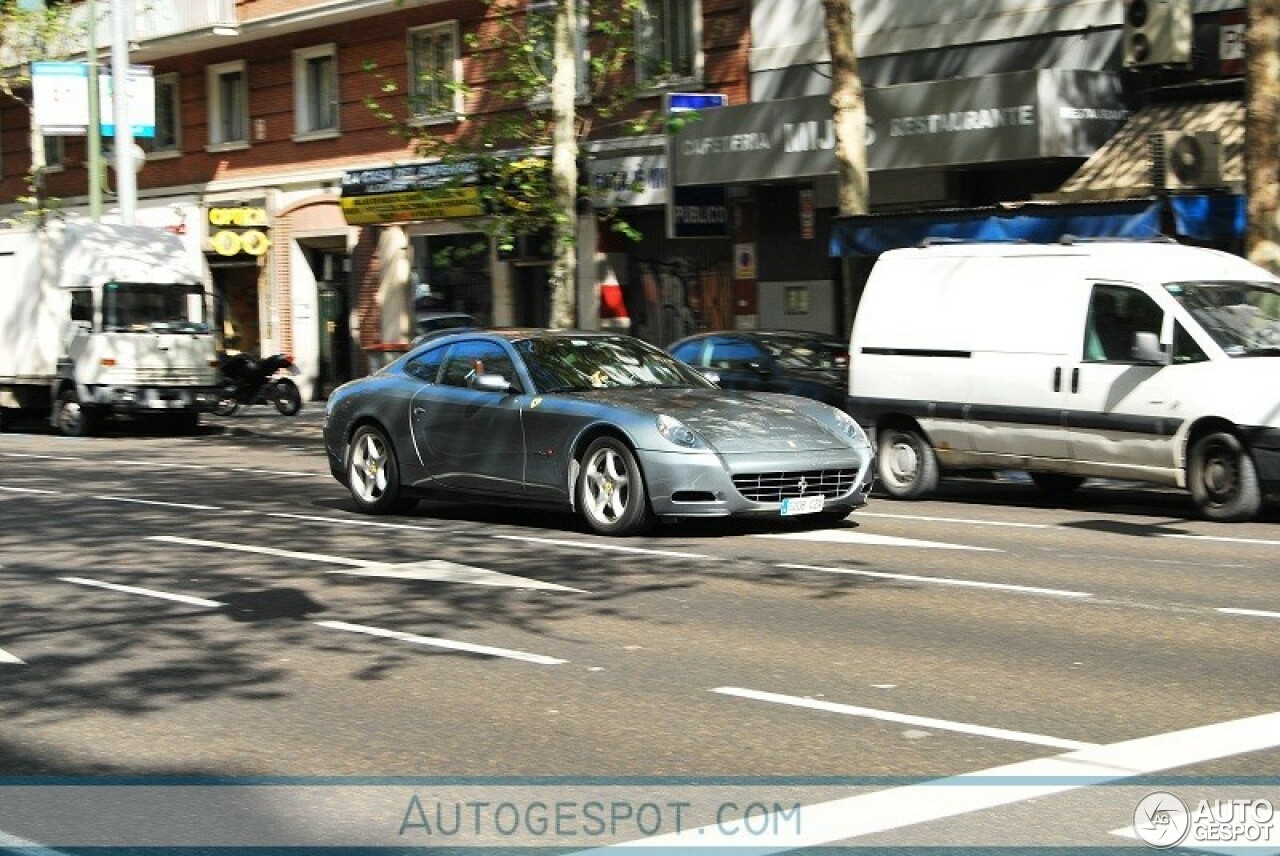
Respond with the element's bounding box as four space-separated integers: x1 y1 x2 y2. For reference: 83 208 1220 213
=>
206 206 271 257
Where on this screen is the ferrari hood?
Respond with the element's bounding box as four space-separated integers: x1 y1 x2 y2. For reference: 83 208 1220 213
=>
574 388 849 453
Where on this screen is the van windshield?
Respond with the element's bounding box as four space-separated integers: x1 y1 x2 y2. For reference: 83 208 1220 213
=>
1166 280 1280 356
102 282 209 333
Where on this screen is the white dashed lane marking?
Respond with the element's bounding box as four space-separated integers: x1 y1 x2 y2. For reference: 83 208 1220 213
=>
778 562 1091 599
55 577 568 664
0 647 25 665
591 710 1280 853
713 686 1097 751
149 535 584 592
758 528 1002 551
316 620 568 665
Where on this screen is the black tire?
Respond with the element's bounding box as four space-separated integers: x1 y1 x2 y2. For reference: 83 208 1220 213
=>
577 436 652 536
55 388 95 438
1188 431 1262 522
213 384 239 417
1029 472 1086 495
272 379 303 416
346 425 417 515
876 425 939 499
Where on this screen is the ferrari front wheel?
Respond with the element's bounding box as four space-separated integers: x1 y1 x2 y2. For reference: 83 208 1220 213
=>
577 437 652 536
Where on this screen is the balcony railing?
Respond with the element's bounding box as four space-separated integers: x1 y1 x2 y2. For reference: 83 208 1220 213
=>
72 0 239 48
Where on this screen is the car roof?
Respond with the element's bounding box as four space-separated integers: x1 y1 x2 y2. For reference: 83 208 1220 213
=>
671 329 843 345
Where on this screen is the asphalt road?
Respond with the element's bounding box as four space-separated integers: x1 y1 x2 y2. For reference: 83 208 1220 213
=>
2 408 1279 851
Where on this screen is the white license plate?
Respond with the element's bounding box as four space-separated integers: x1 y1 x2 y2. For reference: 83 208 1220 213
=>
780 495 825 516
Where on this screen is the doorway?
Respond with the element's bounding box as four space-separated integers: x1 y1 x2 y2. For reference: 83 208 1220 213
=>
514 263 552 327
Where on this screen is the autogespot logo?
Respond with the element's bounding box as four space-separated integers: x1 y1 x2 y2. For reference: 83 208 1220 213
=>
1134 791 1191 848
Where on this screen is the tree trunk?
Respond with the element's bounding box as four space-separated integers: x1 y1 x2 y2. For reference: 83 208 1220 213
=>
822 0 868 217
549 0 580 328
1246 0 1280 274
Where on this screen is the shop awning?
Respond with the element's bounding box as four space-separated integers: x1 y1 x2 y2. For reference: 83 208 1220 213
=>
1047 98 1243 202
830 199 1163 257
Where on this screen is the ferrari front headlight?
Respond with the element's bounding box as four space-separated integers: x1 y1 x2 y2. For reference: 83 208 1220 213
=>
657 414 700 448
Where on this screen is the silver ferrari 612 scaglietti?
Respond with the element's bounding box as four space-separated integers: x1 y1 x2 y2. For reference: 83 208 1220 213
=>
323 329 874 536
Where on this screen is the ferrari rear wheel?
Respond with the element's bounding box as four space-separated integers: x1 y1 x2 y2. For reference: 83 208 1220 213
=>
347 425 416 515
577 437 652 536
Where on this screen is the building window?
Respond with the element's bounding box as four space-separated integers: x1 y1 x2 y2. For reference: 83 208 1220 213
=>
294 44 339 138
637 0 700 87
42 135 65 171
527 0 588 104
408 22 460 123
142 73 181 156
207 60 248 148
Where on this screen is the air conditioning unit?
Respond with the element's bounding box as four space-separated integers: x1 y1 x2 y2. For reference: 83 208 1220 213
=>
1152 131 1222 190
1123 0 1192 67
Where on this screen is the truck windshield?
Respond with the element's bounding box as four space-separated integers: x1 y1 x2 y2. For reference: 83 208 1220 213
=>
102 282 209 333
1166 280 1280 356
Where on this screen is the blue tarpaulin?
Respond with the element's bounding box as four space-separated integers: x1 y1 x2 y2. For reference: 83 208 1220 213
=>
830 194 1248 256
1168 193 1246 242
830 200 1164 256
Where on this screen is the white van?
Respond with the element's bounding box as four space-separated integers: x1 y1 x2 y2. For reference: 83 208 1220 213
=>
847 240 1280 521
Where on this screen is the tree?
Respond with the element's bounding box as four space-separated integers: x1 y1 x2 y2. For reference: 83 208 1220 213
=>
365 0 650 329
0 0 82 220
821 0 868 218
1246 0 1280 275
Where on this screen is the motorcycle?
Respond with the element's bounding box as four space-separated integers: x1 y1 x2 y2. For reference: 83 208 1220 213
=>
213 352 303 416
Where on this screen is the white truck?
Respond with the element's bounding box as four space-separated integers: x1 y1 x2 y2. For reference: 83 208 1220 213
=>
0 220 220 435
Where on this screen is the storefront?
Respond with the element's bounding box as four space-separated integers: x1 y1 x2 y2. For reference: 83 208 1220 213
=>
670 69 1132 334
202 201 272 357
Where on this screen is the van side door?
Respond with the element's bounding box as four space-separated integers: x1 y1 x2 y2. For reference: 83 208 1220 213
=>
1065 283 1188 478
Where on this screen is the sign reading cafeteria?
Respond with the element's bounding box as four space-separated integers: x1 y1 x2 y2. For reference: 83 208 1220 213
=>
340 161 485 225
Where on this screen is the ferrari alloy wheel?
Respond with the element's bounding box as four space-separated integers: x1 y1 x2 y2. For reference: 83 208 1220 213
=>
347 425 416 515
577 437 651 536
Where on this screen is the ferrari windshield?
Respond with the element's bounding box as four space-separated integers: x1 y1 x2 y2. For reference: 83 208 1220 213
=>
516 335 717 392
1167 280 1280 355
102 282 209 333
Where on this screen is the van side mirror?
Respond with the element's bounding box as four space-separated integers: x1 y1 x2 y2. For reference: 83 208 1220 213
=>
1131 331 1167 365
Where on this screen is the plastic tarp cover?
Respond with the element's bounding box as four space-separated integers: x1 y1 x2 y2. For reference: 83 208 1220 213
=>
1168 194 1246 242
830 200 1163 256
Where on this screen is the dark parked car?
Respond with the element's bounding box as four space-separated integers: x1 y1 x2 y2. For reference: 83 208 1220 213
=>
323 329 874 535
411 312 477 347
668 330 850 409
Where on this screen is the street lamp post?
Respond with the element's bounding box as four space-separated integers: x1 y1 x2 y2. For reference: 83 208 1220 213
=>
109 0 136 225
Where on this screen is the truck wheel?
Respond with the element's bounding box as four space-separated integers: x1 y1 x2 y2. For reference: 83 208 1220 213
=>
1188 431 1262 522
56 389 95 438
876 425 939 499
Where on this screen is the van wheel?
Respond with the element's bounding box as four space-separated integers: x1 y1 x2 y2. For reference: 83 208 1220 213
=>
1188 431 1262 522
1029 472 1085 495
876 426 939 499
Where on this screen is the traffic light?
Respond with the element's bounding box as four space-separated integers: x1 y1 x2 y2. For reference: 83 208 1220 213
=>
1123 0 1192 68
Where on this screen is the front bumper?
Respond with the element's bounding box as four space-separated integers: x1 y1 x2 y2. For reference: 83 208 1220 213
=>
89 386 222 413
638 446 874 519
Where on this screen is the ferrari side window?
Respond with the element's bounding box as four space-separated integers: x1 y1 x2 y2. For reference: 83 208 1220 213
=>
405 346 446 382
442 341 517 389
